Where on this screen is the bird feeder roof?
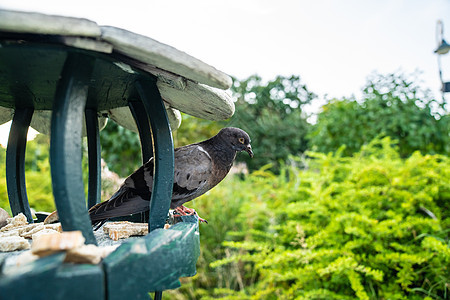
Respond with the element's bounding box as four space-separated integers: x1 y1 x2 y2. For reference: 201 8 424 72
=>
0 9 235 124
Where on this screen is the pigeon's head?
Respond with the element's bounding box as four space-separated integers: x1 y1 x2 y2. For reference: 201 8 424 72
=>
218 127 253 158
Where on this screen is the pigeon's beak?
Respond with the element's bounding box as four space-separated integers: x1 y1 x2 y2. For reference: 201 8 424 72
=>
246 145 254 158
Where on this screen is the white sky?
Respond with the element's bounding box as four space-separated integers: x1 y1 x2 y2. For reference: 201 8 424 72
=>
0 0 449 146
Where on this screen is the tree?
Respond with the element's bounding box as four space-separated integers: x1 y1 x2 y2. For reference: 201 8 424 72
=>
172 113 222 148
227 75 316 171
308 72 450 157
100 121 141 177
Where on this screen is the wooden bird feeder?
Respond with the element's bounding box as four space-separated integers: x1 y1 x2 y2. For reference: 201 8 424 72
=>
0 9 234 299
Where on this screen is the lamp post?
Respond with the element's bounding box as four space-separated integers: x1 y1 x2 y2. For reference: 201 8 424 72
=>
435 20 450 97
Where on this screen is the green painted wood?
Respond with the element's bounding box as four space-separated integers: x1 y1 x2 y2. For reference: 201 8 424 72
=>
50 52 97 245
129 101 153 163
0 253 104 300
85 108 101 209
135 79 175 300
135 78 174 233
0 42 134 111
103 215 200 300
6 107 34 222
129 100 153 223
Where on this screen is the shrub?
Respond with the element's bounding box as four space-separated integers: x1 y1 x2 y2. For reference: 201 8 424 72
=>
0 135 55 214
227 75 315 172
309 72 449 157
167 138 449 299
0 134 118 215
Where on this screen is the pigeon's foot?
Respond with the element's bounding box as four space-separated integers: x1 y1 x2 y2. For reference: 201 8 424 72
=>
173 205 196 216
174 205 208 224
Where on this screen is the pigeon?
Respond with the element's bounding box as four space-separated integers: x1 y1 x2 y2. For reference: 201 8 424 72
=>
89 127 253 227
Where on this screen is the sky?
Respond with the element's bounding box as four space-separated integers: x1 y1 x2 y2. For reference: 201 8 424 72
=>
0 0 449 146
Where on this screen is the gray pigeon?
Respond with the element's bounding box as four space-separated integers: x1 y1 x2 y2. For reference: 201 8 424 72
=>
89 127 253 226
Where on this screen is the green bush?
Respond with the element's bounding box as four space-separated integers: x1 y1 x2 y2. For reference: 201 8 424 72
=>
100 120 142 177
167 138 449 300
1 131 448 300
0 145 8 214
0 134 99 215
23 134 55 213
228 75 315 172
0 135 55 215
309 72 449 157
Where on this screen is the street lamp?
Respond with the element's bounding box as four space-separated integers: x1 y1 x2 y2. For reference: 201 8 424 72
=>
435 39 450 55
435 20 450 94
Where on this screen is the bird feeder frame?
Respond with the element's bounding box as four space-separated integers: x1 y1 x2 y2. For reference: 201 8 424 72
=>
0 9 234 300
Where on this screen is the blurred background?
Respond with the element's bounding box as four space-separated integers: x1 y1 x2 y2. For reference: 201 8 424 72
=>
0 1 449 299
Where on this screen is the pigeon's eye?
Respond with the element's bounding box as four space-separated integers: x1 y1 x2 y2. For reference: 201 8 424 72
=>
239 137 245 144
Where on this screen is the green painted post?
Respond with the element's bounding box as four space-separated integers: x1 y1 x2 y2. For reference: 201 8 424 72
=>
50 52 97 245
135 77 174 300
129 100 153 223
129 101 153 163
135 78 174 233
6 107 34 223
85 108 101 209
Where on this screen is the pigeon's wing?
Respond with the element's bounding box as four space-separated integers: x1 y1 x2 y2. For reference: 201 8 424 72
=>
170 144 213 207
88 159 155 225
88 186 149 223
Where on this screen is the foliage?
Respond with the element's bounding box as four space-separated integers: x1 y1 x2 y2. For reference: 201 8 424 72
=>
309 72 450 157
0 145 8 214
173 113 222 148
23 134 54 213
166 138 449 300
227 75 316 172
0 133 120 215
0 134 55 214
100 120 142 177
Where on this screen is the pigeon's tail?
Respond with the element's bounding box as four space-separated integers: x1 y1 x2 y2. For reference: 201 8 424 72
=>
88 186 151 228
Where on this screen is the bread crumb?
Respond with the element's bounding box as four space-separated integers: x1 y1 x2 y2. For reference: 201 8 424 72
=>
103 222 148 241
20 224 45 239
31 228 60 240
1 213 28 232
32 231 85 257
0 208 10 229
0 236 31 252
43 211 59 224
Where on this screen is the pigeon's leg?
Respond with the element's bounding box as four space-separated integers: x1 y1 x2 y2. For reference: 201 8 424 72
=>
175 205 195 215
173 206 208 223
